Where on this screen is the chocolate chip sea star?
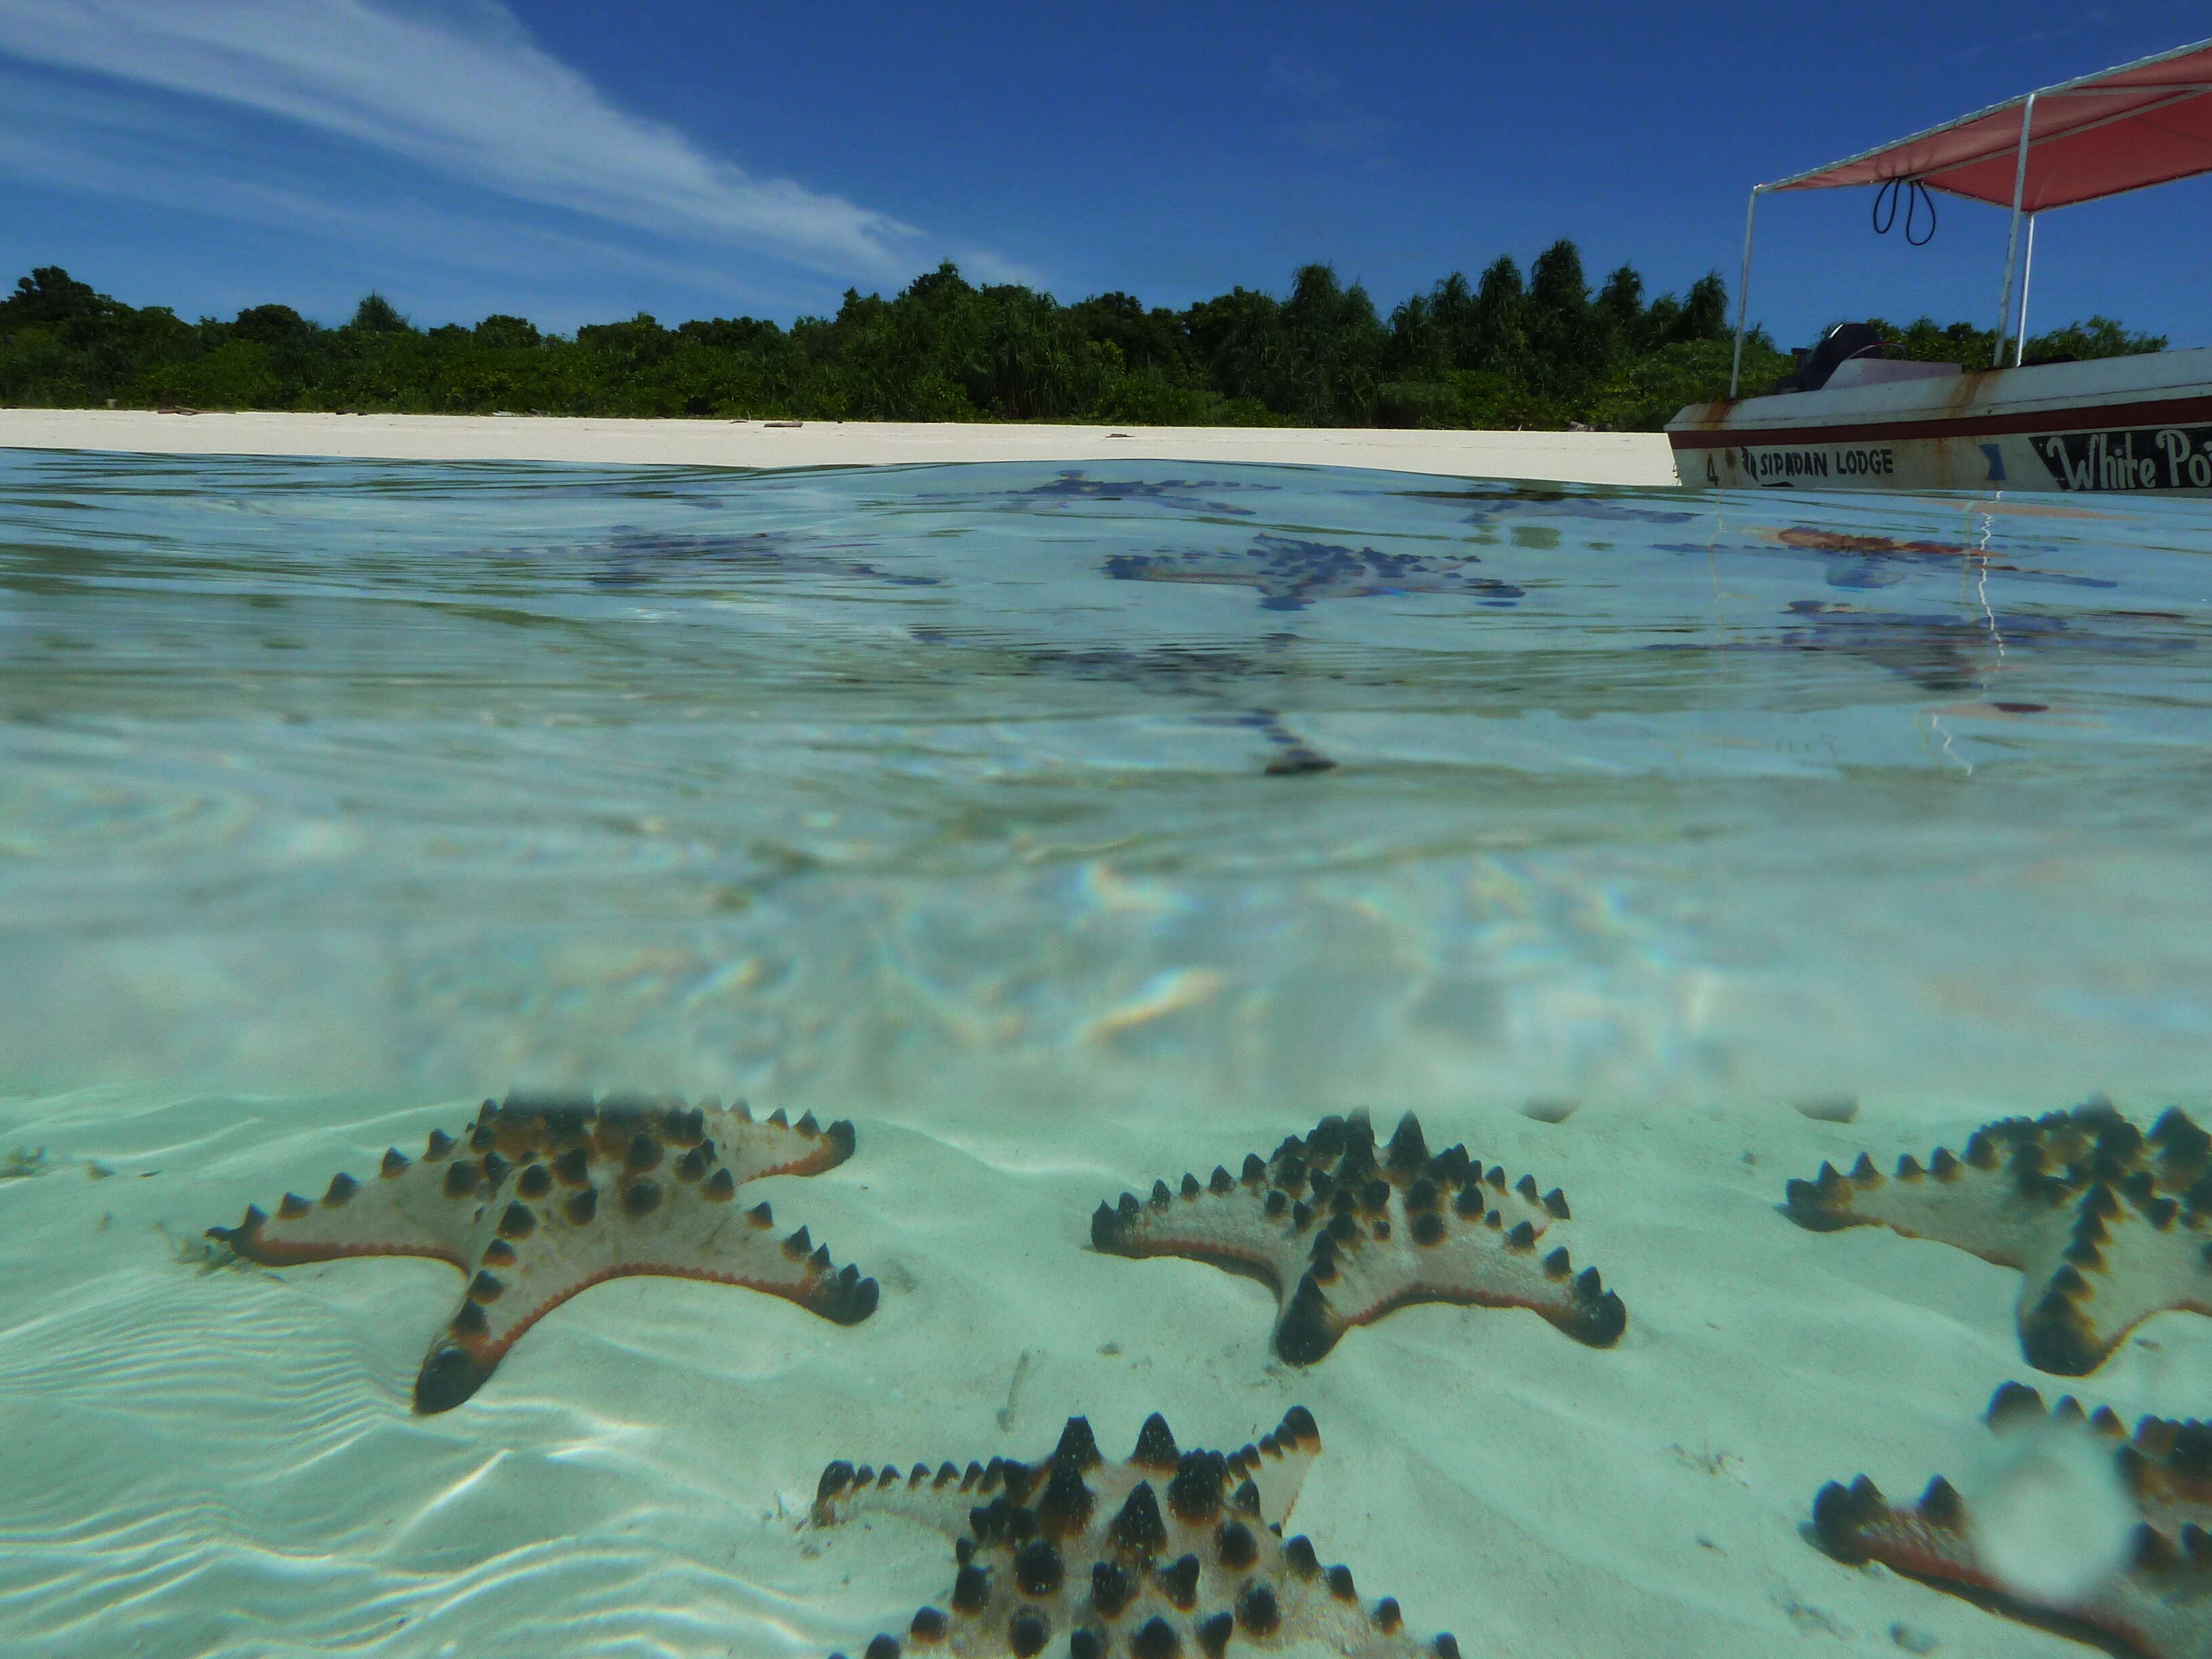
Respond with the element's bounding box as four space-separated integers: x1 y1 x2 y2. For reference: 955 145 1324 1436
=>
208 1093 877 1411
1090 1110 1624 1364
1813 1380 2212 1659
814 1407 1460 1659
1784 1101 2212 1374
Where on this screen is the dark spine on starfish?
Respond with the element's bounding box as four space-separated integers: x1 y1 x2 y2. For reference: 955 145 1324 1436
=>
1237 1580 1279 1634
808 1263 880 1326
1781 1162 1873 1231
1809 1475 1887 1564
1562 1270 1629 1348
1090 1202 1124 1251
1155 1551 1200 1609
1984 1381 2047 1435
1386 1113 1429 1173
1918 1475 1965 1527
1166 1452 1224 1522
1014 1538 1064 1596
2020 1286 2108 1376
1131 1413 1179 1470
1092 1561 1133 1618
1052 1416 1103 1469
414 1338 497 1414
1108 1481 1168 1555
1036 1456 1094 1537
1218 1519 1257 1569
1275 1274 1341 1365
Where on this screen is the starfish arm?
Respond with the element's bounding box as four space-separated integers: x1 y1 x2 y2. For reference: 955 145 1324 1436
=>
2121 1430 2212 1537
1352 1178 1627 1353
1984 1382 2212 1539
1814 1471 2211 1659
207 1126 486 1269
1090 1179 1303 1291
699 1104 857 1187
413 1160 875 1413
2014 1196 2212 1376
1782 1151 2053 1268
1233 1412 1317 1531
1788 1105 2212 1376
1811 1382 2212 1659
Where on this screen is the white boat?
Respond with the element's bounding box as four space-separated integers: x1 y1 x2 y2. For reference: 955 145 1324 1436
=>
1668 37 2212 496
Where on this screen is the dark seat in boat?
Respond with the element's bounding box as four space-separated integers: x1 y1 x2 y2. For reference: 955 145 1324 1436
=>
1782 322 1892 392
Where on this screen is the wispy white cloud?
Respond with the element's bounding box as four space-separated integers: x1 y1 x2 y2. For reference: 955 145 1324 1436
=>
0 0 1034 302
0 62 834 318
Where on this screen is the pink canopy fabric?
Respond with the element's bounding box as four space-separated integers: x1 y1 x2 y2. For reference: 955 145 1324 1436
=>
1769 37 2212 211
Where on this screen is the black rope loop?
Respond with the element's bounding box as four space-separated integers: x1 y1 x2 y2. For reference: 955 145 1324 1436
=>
1872 178 1937 245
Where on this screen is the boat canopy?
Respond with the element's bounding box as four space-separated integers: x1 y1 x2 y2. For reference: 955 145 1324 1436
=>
1725 36 2212 394
1768 37 2212 210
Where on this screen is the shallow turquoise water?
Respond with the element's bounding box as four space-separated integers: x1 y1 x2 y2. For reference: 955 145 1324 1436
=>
4 452 2211 1110
3 451 2212 1659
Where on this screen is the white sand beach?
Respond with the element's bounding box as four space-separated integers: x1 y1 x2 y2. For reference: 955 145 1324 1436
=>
0 1082 2190 1659
0 408 1675 487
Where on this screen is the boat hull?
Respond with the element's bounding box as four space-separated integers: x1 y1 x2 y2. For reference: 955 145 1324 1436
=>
1667 346 2212 495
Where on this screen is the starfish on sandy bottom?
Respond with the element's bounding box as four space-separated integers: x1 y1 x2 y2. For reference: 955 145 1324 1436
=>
1783 1101 2212 1375
1813 1380 2212 1659
814 1406 1460 1659
207 1093 878 1412
1090 1111 1625 1364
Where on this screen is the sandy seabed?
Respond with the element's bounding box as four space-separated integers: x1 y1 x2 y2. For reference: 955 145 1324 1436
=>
1 1078 2197 1659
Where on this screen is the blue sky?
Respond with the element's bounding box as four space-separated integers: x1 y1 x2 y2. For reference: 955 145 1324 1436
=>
0 0 2206 349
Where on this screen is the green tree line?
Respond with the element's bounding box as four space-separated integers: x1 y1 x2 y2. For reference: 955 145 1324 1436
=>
0 255 2165 432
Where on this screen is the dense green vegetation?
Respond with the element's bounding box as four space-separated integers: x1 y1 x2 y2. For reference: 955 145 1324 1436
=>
0 256 2167 432
1864 312 2166 371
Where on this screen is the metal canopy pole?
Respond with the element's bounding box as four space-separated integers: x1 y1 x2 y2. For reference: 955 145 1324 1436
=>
1993 91 2037 367
1729 185 1763 398
2013 213 2038 366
